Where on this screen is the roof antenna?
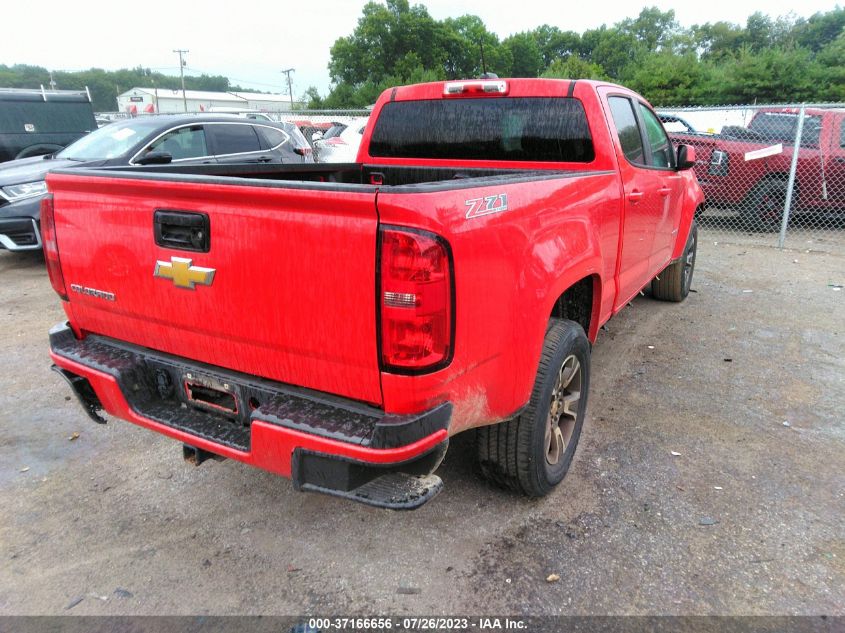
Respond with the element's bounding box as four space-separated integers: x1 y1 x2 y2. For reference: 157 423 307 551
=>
479 41 498 79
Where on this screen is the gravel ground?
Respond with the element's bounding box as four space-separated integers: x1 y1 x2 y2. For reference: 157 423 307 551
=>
0 231 843 617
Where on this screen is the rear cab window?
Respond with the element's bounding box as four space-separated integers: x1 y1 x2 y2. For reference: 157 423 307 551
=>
368 97 595 163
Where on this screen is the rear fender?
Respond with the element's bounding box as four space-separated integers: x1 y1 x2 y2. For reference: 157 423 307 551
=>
517 230 606 410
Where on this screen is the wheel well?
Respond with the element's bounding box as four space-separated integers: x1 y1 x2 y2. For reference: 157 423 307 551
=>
550 276 595 336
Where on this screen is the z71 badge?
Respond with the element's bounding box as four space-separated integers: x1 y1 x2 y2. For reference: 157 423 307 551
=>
465 193 508 219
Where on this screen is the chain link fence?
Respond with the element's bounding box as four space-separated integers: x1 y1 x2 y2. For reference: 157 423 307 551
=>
658 103 845 248
97 103 845 248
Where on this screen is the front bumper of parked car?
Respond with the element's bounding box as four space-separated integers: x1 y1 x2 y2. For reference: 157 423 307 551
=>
0 194 44 251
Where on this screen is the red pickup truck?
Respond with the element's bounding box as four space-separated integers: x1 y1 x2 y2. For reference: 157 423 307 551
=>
45 79 703 509
671 107 844 230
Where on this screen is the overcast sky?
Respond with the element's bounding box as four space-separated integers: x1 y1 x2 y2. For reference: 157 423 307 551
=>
1 0 837 97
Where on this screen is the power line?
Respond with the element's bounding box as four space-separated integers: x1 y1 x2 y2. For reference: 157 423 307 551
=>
183 66 288 91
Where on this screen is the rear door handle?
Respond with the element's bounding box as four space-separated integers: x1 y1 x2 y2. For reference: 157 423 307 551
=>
628 191 644 203
256 155 273 163
658 187 672 197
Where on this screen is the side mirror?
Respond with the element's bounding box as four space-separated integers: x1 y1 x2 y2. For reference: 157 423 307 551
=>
311 131 324 142
676 144 696 171
136 151 173 165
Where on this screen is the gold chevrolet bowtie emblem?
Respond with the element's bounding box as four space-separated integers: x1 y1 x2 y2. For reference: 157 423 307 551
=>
154 257 215 290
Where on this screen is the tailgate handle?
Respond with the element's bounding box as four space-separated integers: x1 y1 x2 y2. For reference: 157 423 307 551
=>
154 210 210 252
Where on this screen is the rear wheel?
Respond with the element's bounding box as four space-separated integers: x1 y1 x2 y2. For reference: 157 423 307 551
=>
741 179 788 231
651 221 697 302
476 319 590 497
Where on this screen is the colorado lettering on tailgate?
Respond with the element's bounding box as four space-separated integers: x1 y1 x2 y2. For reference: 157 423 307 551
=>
45 78 703 510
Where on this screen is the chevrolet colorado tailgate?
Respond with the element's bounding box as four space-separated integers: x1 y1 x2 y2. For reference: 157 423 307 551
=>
47 172 383 405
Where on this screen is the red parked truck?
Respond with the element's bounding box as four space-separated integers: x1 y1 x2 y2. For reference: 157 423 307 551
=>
45 79 703 509
670 107 845 230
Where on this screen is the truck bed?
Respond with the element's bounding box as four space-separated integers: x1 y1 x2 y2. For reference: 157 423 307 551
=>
83 161 585 190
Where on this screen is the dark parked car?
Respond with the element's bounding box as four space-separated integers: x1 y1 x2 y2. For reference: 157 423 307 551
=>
0 115 313 251
0 88 97 163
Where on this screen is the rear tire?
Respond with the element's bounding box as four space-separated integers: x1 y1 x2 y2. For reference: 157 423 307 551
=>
476 319 590 497
651 221 697 302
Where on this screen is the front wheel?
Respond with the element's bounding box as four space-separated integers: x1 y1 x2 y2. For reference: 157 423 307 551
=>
651 220 697 302
476 319 590 497
741 179 788 232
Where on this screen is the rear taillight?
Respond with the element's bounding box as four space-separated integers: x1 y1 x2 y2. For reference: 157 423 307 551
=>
379 227 453 373
294 146 313 156
40 194 68 301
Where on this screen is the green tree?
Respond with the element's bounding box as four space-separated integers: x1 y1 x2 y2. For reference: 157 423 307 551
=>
441 15 510 78
815 31 845 100
579 26 642 80
691 21 745 60
618 7 681 53
303 86 324 109
628 53 714 105
502 32 543 77
794 8 845 52
542 57 608 81
719 46 818 103
530 25 581 67
328 0 446 86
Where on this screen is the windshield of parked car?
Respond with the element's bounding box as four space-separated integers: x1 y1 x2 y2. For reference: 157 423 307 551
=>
57 118 165 160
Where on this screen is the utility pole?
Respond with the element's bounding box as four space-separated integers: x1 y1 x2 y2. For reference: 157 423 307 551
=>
173 49 189 112
281 68 294 108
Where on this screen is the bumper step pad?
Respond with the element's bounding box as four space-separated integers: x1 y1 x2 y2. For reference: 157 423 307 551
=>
301 472 443 510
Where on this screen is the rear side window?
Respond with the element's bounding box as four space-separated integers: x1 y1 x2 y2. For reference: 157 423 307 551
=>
369 97 594 162
608 97 645 165
210 124 261 155
255 125 289 149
